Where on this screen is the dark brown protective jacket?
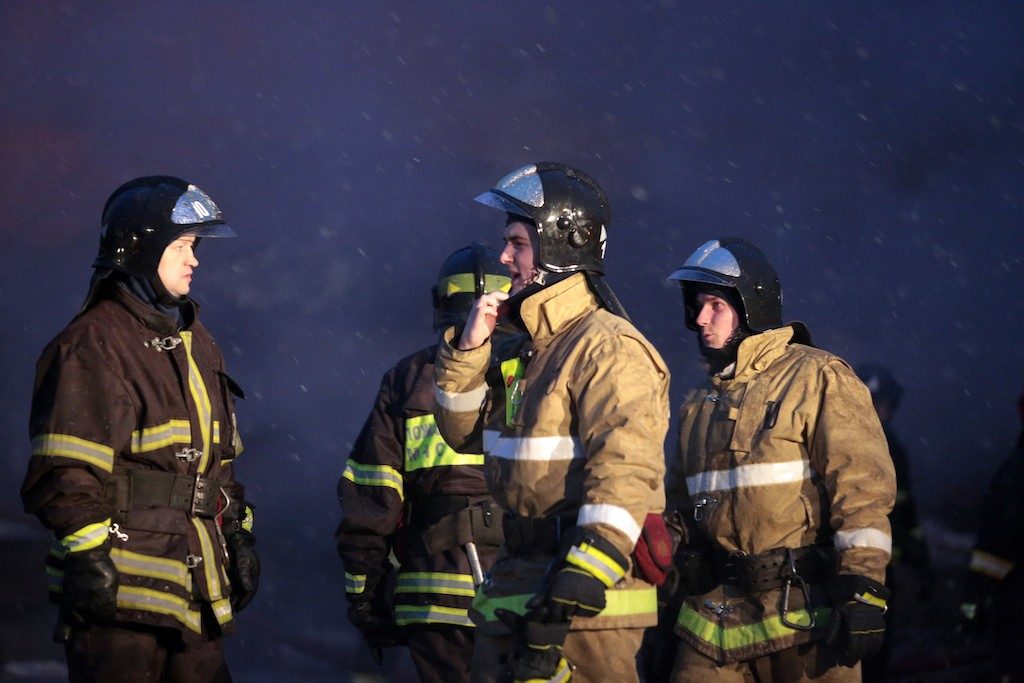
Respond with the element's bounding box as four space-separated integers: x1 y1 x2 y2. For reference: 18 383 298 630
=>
22 286 246 639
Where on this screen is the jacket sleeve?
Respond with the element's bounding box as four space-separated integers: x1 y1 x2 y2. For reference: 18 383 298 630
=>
335 365 406 596
572 332 670 559
812 359 896 583
432 327 493 454
21 341 134 550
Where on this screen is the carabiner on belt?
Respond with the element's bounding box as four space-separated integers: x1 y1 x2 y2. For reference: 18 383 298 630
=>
779 548 816 631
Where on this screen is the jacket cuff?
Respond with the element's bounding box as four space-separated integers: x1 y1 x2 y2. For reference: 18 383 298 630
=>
60 518 112 553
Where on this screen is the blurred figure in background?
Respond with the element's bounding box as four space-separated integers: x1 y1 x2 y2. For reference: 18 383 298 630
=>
959 391 1024 683
336 244 513 683
855 363 931 680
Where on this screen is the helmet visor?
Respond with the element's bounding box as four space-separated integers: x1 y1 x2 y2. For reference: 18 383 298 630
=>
474 163 545 213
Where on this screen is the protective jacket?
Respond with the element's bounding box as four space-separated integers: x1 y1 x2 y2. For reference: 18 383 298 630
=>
21 285 246 639
337 344 501 628
433 273 670 634
669 325 895 663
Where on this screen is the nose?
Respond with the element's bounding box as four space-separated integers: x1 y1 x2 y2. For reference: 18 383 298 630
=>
695 303 711 328
499 244 514 266
186 248 199 268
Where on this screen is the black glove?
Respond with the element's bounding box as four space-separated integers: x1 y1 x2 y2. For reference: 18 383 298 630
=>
529 526 630 622
346 574 399 664
495 608 571 683
223 503 260 613
61 546 119 627
825 574 890 666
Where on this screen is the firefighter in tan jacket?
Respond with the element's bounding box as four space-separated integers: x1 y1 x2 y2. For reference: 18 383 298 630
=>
433 163 670 683
665 238 896 682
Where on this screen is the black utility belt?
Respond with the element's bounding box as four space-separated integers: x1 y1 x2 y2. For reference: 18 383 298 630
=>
502 513 577 557
104 468 223 519
711 544 838 593
405 496 505 556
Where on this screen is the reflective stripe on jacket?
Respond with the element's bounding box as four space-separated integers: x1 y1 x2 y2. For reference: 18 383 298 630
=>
336 345 498 627
434 274 670 632
21 286 245 638
669 325 896 663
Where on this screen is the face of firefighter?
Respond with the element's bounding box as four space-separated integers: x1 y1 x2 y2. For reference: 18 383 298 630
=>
157 233 199 298
694 292 740 350
500 221 539 295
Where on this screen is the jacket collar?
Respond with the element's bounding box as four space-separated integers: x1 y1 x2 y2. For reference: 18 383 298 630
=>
518 273 598 344
111 286 197 337
714 325 796 384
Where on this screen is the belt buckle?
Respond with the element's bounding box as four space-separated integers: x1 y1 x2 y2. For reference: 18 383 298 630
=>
190 475 209 518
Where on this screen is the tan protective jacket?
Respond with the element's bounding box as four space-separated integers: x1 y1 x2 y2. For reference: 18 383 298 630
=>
669 325 896 663
434 274 669 633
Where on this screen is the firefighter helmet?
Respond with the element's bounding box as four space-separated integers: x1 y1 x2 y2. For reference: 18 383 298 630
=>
474 162 609 275
668 237 782 332
94 175 236 278
432 242 510 330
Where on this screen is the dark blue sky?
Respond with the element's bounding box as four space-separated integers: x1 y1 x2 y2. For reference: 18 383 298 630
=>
2 1 1022 673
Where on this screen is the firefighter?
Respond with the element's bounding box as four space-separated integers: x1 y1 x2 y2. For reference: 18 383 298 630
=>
665 238 896 681
336 243 514 683
21 176 258 681
855 364 930 680
433 163 670 683
960 391 1024 681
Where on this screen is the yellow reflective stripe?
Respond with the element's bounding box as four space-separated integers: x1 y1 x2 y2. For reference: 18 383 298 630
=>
46 565 63 592
117 585 202 633
566 542 626 588
131 419 221 453
473 586 657 622
32 434 114 472
345 572 367 594
404 414 483 471
342 460 404 501
179 332 213 472
394 604 474 627
395 571 477 597
500 358 526 426
853 591 887 610
241 505 255 533
970 549 1015 581
61 519 112 553
676 602 832 651
211 598 233 625
191 518 224 601
110 548 191 592
438 273 512 297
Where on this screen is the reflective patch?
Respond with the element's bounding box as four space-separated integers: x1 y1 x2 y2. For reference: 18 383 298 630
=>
834 527 892 554
577 503 642 545
211 598 233 625
404 414 483 471
489 434 583 461
394 604 474 627
500 358 526 427
33 434 114 472
395 571 477 597
676 602 831 652
969 549 1014 581
341 460 404 501
345 572 367 594
567 543 627 588
61 520 113 553
111 547 192 592
179 332 214 473
117 585 203 633
686 460 812 494
438 273 512 296
191 518 224 601
434 383 488 413
473 586 657 622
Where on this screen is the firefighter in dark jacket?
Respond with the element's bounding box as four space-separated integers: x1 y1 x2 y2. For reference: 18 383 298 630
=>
336 243 513 683
21 176 258 682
